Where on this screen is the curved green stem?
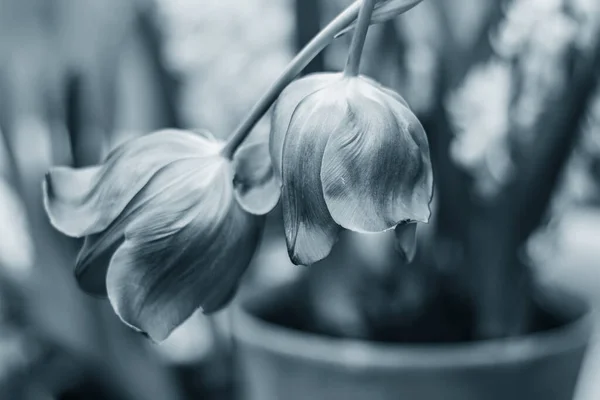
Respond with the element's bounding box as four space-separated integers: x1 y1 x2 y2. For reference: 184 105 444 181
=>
221 1 362 159
344 0 376 77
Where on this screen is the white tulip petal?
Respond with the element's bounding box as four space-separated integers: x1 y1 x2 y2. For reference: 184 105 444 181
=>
281 85 346 265
43 130 220 237
74 169 191 296
321 81 432 232
270 73 340 179
383 90 434 189
106 157 262 342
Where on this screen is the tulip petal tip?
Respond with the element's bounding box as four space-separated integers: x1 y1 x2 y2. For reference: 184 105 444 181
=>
394 222 418 264
110 302 172 343
285 224 340 267
288 250 308 267
42 170 77 237
139 331 154 342
233 141 282 215
137 326 164 344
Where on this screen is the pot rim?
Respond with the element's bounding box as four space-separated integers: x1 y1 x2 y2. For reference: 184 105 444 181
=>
232 284 593 370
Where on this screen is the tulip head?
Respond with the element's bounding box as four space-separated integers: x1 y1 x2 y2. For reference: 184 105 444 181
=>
271 73 433 266
43 129 278 341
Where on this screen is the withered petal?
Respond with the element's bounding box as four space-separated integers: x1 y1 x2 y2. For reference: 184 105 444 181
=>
106 157 262 342
75 155 221 296
394 222 418 263
270 73 340 179
281 85 345 265
43 130 220 238
233 141 281 215
321 80 432 233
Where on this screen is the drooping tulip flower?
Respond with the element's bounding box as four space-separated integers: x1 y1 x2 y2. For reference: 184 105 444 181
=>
43 129 279 341
270 73 433 265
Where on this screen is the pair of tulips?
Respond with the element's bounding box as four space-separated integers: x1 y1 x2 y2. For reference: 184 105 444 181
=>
43 0 433 341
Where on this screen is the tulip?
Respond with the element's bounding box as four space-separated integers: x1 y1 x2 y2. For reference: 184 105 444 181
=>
43 129 278 341
270 73 433 265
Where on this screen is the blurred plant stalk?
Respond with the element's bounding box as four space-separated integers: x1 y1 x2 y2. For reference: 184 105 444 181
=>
0 0 188 398
439 0 600 338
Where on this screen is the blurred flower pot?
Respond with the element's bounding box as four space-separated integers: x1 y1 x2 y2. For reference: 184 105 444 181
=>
233 282 592 400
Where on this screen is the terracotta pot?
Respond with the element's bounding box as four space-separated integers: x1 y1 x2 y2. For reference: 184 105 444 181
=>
232 284 592 400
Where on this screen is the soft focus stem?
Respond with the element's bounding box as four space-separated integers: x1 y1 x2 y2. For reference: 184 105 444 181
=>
344 0 376 77
221 1 361 159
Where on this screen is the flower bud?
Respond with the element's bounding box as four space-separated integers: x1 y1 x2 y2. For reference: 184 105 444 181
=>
270 73 433 266
43 129 278 341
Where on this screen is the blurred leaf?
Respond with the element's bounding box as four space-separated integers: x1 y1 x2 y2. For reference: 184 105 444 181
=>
0 178 34 279
135 4 182 129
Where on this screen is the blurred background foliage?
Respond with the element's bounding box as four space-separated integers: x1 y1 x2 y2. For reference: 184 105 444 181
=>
0 0 599 399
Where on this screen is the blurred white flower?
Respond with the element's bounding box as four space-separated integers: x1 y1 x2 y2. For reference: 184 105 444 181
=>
449 0 592 197
570 0 600 49
493 0 567 58
491 0 578 133
395 1 440 115
156 0 293 139
447 61 513 197
512 12 577 132
440 0 495 50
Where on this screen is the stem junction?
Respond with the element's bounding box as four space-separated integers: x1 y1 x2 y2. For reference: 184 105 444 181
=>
220 1 362 159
